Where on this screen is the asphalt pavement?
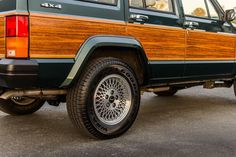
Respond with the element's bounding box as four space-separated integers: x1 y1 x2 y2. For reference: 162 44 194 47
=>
1 86 236 157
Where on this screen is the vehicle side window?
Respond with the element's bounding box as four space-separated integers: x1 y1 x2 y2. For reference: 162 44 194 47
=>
206 0 219 20
182 0 220 20
81 0 117 5
129 0 144 8
129 0 174 13
182 0 208 18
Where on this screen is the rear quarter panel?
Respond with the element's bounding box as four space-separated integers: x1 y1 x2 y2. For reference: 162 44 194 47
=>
29 14 126 58
28 0 126 59
27 0 126 87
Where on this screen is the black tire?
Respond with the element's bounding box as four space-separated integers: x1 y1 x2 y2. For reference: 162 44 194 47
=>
67 57 140 139
0 98 45 115
154 88 178 97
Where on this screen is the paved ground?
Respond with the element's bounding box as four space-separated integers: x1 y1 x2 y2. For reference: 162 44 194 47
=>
1 87 236 157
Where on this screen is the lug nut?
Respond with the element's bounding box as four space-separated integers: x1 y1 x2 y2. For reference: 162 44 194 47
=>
111 90 114 95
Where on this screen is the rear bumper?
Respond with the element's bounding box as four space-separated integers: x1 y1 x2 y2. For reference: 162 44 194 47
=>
0 59 38 88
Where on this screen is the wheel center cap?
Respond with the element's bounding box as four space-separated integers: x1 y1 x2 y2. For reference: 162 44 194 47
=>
109 96 115 103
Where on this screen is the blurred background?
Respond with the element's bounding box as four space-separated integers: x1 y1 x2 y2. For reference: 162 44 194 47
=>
218 0 236 23
218 0 236 11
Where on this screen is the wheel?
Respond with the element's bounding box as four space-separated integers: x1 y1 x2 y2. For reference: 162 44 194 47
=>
154 88 178 96
67 57 140 139
0 97 45 115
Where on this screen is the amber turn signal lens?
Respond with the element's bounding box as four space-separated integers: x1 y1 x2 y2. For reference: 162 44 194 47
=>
6 37 28 58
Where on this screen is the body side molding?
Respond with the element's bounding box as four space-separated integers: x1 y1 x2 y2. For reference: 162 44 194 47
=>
60 35 148 87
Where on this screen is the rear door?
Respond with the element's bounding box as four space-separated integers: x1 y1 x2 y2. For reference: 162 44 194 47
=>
182 0 235 78
127 0 186 84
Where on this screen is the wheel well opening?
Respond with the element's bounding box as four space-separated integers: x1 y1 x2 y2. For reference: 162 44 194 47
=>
89 46 147 85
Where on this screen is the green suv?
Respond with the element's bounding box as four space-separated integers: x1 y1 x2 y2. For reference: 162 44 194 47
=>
0 0 235 139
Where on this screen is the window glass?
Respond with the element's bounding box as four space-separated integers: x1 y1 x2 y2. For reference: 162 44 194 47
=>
146 0 174 12
82 0 117 5
206 0 219 19
129 0 144 8
129 0 174 13
182 0 208 18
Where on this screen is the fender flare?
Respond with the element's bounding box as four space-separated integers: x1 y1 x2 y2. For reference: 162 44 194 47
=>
60 35 148 87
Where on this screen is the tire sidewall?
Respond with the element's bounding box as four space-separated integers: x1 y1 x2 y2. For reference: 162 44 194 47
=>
0 99 44 115
85 61 140 137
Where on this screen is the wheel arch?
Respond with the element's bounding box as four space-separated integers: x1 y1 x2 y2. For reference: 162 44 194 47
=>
61 35 149 87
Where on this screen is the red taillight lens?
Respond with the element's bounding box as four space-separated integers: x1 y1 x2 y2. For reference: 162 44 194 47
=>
6 15 29 58
6 16 29 37
6 16 16 37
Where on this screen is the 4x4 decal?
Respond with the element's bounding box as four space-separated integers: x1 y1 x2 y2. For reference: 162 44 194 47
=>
40 3 62 9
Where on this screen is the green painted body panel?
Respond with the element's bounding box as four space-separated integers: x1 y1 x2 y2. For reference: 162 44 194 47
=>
16 0 28 11
0 0 16 12
35 59 74 88
149 61 235 85
184 61 235 76
0 0 28 12
149 61 185 79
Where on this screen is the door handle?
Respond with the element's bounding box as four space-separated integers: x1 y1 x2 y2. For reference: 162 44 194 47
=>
129 14 149 24
183 21 199 30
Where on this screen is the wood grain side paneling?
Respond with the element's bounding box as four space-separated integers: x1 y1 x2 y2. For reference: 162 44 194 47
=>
30 15 126 58
127 24 186 61
0 17 5 57
186 30 235 60
30 13 236 61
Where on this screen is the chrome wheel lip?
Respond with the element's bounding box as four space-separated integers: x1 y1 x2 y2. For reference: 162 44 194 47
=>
11 97 36 106
93 74 132 126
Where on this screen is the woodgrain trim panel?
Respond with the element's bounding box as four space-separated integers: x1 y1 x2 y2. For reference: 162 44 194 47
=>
30 13 236 61
30 14 126 58
30 13 124 24
30 13 186 60
186 30 236 60
0 17 5 57
127 23 186 61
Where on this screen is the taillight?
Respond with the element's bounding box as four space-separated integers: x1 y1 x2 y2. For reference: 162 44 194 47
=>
6 15 29 58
